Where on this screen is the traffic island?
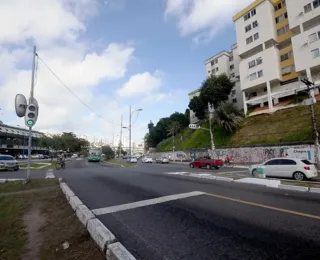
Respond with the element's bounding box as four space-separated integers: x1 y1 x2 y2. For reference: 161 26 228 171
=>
103 159 136 168
0 179 105 260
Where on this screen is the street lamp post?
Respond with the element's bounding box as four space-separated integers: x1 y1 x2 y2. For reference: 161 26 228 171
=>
123 106 142 157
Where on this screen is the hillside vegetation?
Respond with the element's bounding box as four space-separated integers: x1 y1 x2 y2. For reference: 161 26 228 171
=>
156 103 320 151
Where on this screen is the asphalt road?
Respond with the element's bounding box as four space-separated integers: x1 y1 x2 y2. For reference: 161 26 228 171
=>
53 159 320 260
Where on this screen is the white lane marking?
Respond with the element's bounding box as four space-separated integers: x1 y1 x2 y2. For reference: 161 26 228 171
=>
92 191 205 216
45 170 55 179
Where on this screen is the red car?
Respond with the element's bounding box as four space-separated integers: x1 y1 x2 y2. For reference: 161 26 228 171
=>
189 156 223 170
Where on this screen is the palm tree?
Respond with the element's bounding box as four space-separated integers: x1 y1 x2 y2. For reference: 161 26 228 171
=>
214 102 244 132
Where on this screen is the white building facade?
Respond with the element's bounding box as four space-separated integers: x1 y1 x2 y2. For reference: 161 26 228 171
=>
232 0 320 115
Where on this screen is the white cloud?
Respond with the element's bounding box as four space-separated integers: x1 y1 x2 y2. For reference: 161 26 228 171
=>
165 0 252 43
117 71 162 98
0 0 146 143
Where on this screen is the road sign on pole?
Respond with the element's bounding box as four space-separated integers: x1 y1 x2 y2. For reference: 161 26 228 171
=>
189 124 200 130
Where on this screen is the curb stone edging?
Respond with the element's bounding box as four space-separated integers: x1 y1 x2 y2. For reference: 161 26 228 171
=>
216 176 234 182
59 181 137 259
309 187 320 193
107 242 136 260
87 218 116 251
278 184 309 192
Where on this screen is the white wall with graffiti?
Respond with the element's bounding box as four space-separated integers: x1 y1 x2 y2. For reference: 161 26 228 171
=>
150 144 315 164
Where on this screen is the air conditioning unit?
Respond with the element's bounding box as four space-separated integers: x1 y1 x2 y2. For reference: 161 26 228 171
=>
303 41 308 46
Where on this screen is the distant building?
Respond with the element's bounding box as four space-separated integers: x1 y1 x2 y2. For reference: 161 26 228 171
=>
188 89 201 124
0 121 47 156
204 44 244 111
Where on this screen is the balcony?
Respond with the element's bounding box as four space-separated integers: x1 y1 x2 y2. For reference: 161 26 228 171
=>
277 30 293 43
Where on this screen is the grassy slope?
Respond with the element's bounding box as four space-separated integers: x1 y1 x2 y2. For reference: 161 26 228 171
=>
156 103 320 151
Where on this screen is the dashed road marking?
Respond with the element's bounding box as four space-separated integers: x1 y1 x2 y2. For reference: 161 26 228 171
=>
92 191 205 216
45 169 55 179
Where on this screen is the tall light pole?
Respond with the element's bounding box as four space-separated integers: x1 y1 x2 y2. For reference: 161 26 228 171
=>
125 106 142 157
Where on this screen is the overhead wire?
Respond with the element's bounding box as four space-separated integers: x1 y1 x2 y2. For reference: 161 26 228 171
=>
36 53 121 126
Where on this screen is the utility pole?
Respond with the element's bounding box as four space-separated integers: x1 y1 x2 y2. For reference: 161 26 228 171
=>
129 105 132 157
27 46 37 181
172 131 175 162
301 77 320 167
208 103 215 159
119 114 123 156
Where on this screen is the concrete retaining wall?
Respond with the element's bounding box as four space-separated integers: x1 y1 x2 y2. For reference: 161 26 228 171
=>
151 144 315 164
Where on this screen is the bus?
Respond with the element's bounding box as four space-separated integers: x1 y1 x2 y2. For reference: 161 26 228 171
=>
88 147 103 162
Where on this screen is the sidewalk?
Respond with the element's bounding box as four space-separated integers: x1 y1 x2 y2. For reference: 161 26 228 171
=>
170 160 249 169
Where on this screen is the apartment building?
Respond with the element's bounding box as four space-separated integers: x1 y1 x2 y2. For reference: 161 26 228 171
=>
232 0 320 115
188 88 200 124
188 44 243 123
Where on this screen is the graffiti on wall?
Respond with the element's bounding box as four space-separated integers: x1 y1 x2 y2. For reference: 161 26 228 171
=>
151 144 315 164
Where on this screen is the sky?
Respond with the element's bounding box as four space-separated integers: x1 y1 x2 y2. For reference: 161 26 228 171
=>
0 0 252 145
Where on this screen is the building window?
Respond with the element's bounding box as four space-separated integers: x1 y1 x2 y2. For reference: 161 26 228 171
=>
251 92 257 97
251 9 256 16
215 59 218 64
257 70 263 78
256 57 262 65
231 90 236 95
254 33 259 40
230 64 234 70
230 73 235 78
275 12 287 23
252 20 258 28
309 33 318 43
232 98 237 103
304 3 312 13
311 48 320 58
250 72 257 81
264 87 267 92
246 36 253 44
248 60 256 68
277 25 290 36
274 2 282 11
282 65 295 76
210 61 214 66
229 56 233 61
244 12 251 21
280 51 293 61
216 67 219 72
245 24 252 33
313 0 320 9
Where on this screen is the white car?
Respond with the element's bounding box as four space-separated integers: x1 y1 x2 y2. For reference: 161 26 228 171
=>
71 154 78 159
127 157 138 163
249 158 318 181
144 157 153 163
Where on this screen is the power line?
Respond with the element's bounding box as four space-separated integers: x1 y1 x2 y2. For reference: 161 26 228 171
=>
36 54 120 126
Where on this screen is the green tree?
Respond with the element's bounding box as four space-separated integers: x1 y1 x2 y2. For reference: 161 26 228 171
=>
214 102 244 132
102 145 115 160
189 74 235 120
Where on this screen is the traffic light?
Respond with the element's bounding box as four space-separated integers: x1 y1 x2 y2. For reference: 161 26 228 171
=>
25 101 39 128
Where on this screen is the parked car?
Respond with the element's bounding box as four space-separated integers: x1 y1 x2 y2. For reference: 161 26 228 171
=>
156 157 169 164
142 157 153 163
71 154 78 159
249 158 318 181
0 155 19 171
189 157 223 169
127 157 138 163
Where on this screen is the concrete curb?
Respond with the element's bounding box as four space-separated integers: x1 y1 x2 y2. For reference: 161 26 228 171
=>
216 176 234 182
87 218 116 251
309 187 320 193
76 204 95 227
59 181 137 259
69 195 83 211
278 184 309 192
0 178 25 183
107 242 136 260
